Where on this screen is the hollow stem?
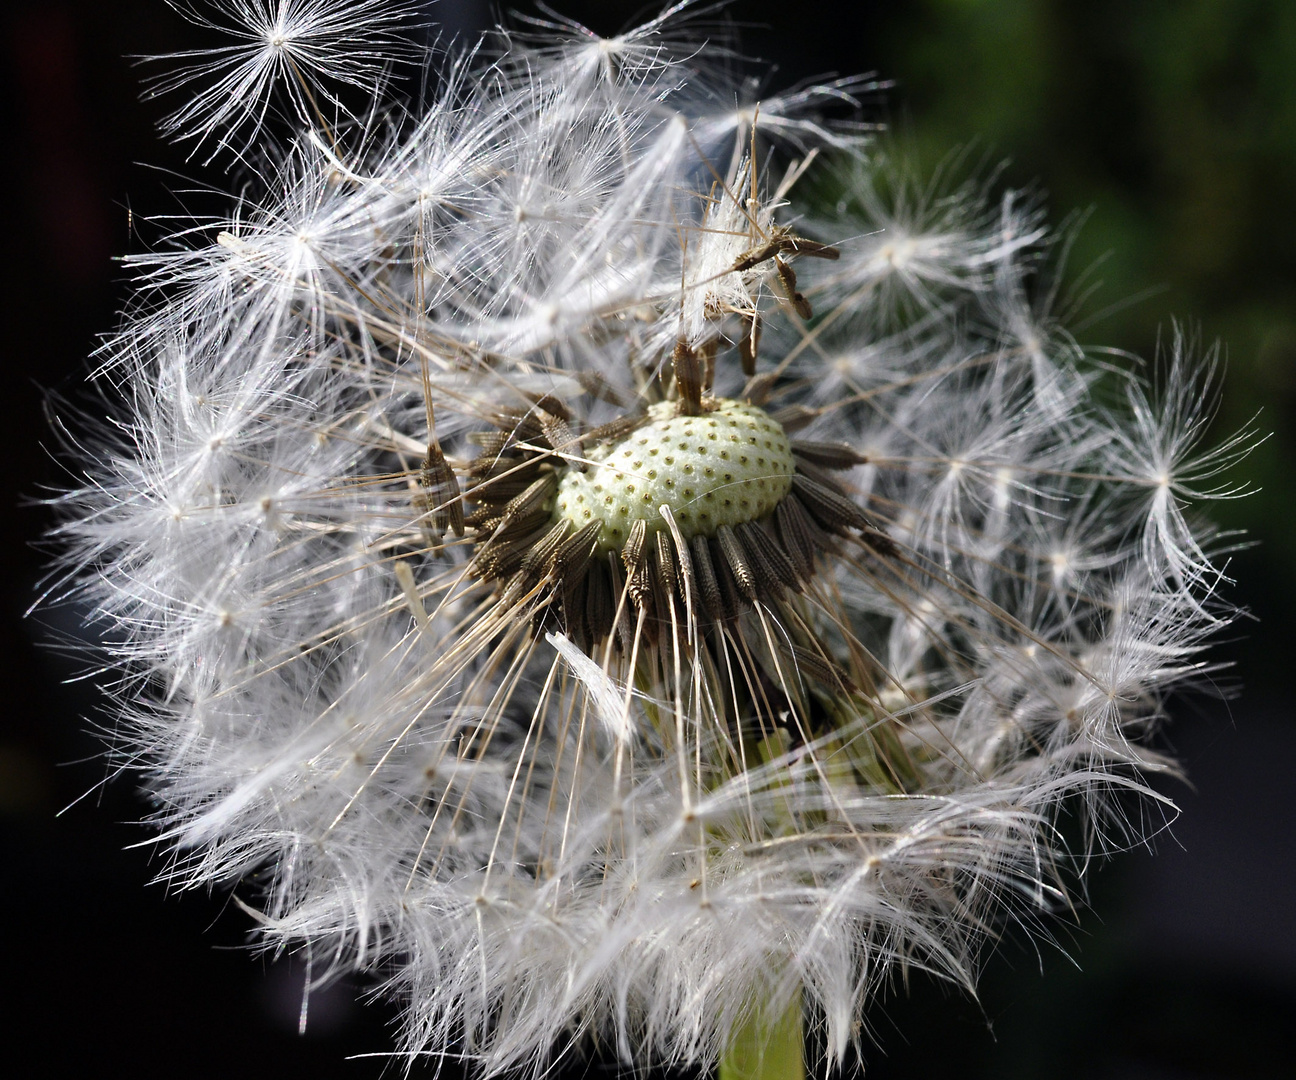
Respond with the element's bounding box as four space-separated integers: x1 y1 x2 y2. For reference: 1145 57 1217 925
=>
719 989 804 1080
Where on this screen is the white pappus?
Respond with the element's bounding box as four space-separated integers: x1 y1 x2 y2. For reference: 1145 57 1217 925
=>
48 1 1252 1076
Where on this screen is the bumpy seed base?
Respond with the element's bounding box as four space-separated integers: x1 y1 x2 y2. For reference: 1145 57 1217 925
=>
554 399 795 552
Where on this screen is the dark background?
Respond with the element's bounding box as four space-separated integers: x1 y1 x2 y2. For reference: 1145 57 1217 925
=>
3 1 1294 1076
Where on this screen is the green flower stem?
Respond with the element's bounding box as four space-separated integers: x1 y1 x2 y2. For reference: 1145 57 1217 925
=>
719 990 804 1080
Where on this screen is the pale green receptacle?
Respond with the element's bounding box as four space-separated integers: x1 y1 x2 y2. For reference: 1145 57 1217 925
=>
553 399 794 553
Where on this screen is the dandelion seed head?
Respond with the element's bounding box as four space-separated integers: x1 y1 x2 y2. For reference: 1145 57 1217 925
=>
47 2 1254 1076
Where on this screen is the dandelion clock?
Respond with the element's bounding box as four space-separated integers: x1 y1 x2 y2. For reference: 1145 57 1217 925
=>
47 2 1254 1077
